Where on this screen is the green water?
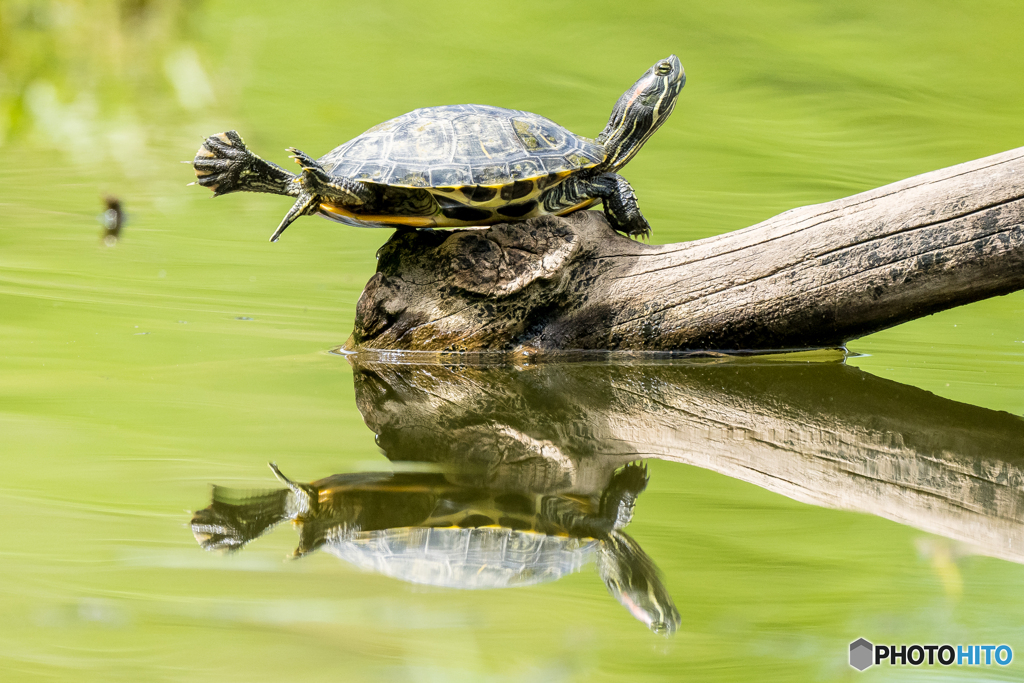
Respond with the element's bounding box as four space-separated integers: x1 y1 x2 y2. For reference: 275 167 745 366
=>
2 0 1023 680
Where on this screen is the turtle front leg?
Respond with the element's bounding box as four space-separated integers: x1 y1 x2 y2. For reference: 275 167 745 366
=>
566 172 652 239
599 462 649 531
192 131 299 197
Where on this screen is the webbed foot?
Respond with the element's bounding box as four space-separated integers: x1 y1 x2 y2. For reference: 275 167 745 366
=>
566 172 652 240
190 486 291 552
601 462 649 530
602 175 651 240
192 131 295 197
192 131 250 196
288 147 373 206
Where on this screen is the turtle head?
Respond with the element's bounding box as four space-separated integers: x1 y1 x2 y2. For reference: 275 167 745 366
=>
597 55 685 171
598 532 681 635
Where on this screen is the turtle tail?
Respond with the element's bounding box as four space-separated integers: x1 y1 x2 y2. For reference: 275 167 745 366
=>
270 193 320 243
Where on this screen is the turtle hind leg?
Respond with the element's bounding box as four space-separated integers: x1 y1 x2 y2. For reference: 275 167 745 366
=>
288 148 374 206
266 150 377 242
192 131 298 197
190 486 291 552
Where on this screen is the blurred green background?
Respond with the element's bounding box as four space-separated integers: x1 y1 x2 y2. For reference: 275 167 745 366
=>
1 0 1022 680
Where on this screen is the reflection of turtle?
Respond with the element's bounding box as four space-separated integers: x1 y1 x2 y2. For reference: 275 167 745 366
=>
191 462 680 634
191 56 684 242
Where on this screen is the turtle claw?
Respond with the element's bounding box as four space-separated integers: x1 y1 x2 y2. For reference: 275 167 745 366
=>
630 224 652 241
612 217 651 241
617 205 652 241
618 209 653 241
287 148 322 172
288 149 333 182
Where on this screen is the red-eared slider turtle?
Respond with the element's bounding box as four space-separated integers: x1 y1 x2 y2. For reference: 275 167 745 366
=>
191 56 684 242
191 462 680 634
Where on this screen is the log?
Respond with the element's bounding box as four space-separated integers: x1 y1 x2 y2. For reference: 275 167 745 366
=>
351 358 1024 563
346 147 1024 354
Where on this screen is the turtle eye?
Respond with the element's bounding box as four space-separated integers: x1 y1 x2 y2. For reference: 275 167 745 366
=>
655 61 673 76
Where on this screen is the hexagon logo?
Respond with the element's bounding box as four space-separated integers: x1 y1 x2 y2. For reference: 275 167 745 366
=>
850 638 874 671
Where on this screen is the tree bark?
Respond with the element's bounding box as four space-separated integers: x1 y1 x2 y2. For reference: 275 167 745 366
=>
351 359 1024 564
346 147 1024 354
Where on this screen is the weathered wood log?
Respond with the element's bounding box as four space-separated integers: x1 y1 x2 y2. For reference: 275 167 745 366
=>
351 359 1024 563
346 147 1024 353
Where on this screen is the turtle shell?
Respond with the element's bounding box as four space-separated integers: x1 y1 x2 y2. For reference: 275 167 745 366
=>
324 526 600 589
318 105 606 190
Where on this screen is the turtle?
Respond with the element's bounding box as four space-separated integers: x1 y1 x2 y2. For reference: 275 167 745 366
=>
190 55 685 242
191 462 681 634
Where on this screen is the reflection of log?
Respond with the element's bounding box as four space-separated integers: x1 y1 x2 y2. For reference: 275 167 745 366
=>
347 148 1024 353
352 359 1024 563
